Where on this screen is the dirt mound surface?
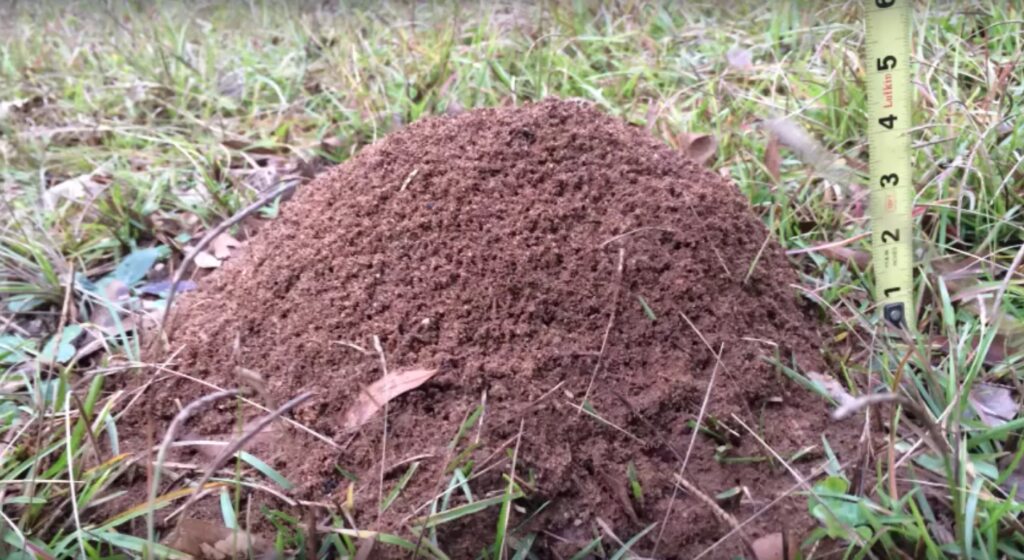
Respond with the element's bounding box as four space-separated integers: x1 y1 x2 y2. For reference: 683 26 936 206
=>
141 100 855 557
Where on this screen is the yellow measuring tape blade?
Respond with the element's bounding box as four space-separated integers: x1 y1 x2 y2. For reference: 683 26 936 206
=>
865 0 914 327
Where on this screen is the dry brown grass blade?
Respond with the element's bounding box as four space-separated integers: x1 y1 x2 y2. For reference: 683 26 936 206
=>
175 391 313 517
674 474 757 557
765 132 781 184
581 248 625 408
159 179 299 337
148 389 239 548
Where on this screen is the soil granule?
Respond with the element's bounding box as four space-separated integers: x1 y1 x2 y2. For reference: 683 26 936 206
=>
138 99 857 557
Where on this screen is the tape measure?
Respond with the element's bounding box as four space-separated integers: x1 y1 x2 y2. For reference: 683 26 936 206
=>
865 0 914 328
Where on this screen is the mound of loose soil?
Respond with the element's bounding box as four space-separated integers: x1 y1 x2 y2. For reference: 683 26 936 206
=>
138 100 856 557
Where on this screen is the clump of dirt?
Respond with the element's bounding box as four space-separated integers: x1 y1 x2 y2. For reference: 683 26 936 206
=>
137 99 856 557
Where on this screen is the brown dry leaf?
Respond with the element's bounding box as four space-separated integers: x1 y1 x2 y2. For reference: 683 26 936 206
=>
751 532 796 560
164 518 267 559
761 117 853 185
785 235 871 269
985 333 1023 365
934 255 1024 364
211 233 242 260
677 133 718 167
43 171 110 209
765 132 781 183
969 383 1018 428
194 250 221 269
726 47 754 72
342 368 438 429
819 246 871 269
91 279 132 335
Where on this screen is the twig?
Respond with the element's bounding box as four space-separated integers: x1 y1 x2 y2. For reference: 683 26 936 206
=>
149 389 239 548
600 226 682 248
144 361 339 449
372 335 389 523
992 241 1024 331
732 413 876 557
176 391 313 516
743 232 773 285
159 179 299 336
674 475 758 558
833 392 951 462
581 248 625 409
653 343 723 554
691 458 855 559
566 400 644 444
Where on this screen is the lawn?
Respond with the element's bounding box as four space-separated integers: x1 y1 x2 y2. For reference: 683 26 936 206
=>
1 1 1022 558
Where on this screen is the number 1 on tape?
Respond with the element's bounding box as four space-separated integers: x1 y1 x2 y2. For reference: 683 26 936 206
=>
865 0 914 328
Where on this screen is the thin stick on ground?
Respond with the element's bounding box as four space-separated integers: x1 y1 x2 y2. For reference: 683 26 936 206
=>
833 392 952 463
159 179 300 336
690 458 853 560
992 241 1024 330
653 343 723 555
743 232 774 285
148 389 239 549
176 391 313 516
372 335 389 523
731 413 875 556
580 247 625 409
673 474 757 558
141 361 340 449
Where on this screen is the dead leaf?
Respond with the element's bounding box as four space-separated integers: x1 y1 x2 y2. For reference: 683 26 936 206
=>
194 250 221 269
807 371 855 409
726 47 754 72
969 383 1018 428
761 117 853 185
819 246 871 269
43 171 110 209
0 97 32 121
765 133 781 183
211 233 242 260
342 368 438 429
984 333 1023 365
934 256 1024 364
91 279 132 335
677 132 718 167
785 234 871 269
164 518 267 559
217 69 245 100
751 532 796 560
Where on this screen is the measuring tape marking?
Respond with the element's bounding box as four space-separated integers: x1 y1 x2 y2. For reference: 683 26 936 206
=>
865 0 914 327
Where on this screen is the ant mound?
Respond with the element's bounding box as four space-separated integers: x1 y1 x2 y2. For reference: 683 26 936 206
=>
148 100 856 557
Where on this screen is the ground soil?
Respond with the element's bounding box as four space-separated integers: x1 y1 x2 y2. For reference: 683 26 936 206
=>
128 99 859 558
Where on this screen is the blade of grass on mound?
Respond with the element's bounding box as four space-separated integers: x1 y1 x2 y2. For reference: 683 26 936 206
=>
86 530 191 559
380 461 420 513
609 522 658 560
98 483 226 530
568 538 603 560
416 491 525 531
319 528 444 559
236 450 294 490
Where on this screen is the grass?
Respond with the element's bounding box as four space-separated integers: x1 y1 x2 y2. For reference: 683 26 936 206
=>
1 0 1022 557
